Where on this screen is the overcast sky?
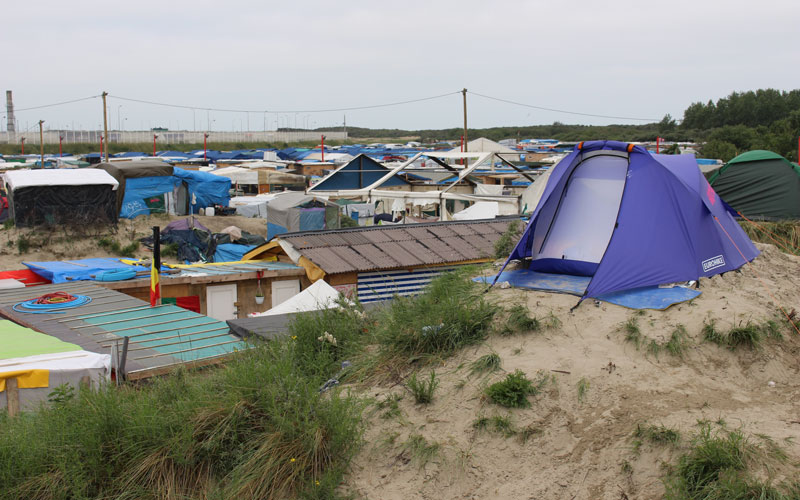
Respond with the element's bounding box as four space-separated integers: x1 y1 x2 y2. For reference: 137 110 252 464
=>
3 0 799 133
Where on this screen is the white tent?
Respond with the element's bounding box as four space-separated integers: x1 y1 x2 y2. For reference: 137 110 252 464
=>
449 137 517 154
251 280 344 317
452 201 499 220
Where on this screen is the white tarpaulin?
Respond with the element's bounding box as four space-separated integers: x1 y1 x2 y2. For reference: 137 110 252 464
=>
251 280 344 317
3 168 119 191
452 201 499 220
520 167 554 214
474 183 504 196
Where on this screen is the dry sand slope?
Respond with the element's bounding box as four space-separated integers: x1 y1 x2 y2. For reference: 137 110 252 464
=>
345 243 800 500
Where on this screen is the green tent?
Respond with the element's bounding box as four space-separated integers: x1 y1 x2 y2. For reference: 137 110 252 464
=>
709 150 800 220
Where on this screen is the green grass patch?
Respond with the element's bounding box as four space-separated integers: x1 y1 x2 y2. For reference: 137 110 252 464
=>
703 318 783 350
622 317 643 348
472 414 516 438
470 353 502 377
493 219 521 258
402 434 441 468
577 377 590 403
502 304 541 335
406 371 439 404
663 424 799 500
485 370 548 408
376 268 499 362
635 423 681 447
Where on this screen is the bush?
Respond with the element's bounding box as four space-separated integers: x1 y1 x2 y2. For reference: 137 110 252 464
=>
485 370 545 408
16 235 30 254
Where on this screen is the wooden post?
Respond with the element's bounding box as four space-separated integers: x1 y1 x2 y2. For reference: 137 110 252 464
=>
39 120 44 166
102 91 109 162
462 88 468 153
6 378 20 417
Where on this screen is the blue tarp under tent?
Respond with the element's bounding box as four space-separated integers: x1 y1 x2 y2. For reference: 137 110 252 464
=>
496 140 759 303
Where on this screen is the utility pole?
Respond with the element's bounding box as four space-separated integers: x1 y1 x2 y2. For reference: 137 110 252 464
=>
38 120 44 166
462 88 468 153
102 91 109 162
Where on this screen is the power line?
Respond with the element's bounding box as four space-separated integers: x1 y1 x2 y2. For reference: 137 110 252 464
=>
109 91 461 114
468 90 659 122
12 95 101 112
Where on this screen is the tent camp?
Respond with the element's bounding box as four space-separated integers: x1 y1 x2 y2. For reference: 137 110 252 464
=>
0 320 110 414
98 161 231 218
709 150 800 220
498 141 758 300
266 192 341 239
2 169 119 227
209 166 306 193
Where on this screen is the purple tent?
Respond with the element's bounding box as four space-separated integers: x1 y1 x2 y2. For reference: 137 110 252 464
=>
498 140 758 300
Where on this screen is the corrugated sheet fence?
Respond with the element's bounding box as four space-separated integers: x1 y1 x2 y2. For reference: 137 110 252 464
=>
357 266 461 303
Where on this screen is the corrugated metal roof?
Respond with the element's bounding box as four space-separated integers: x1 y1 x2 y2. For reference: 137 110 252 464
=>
268 218 521 274
440 236 482 260
382 242 426 267
418 238 466 262
302 248 357 274
351 243 399 269
329 246 375 272
395 240 443 265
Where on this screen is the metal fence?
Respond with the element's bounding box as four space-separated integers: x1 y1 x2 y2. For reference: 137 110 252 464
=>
0 130 347 145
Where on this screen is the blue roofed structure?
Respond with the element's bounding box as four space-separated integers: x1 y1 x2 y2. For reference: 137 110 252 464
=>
310 154 411 191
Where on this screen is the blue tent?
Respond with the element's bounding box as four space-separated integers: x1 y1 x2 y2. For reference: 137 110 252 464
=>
498 141 758 300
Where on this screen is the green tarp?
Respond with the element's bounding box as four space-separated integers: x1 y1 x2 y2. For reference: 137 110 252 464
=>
0 320 81 359
709 150 800 220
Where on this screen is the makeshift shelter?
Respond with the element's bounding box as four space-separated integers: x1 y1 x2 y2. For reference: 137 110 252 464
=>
98 161 230 219
2 169 119 227
449 137 517 154
452 201 499 220
310 154 411 191
210 166 305 194
498 141 758 300
266 192 340 239
0 320 110 414
709 150 800 220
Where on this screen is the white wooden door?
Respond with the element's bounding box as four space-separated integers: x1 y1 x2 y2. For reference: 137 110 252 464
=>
206 284 238 320
271 279 300 308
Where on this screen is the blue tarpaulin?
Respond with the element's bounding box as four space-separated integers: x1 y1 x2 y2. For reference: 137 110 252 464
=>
476 269 701 310
25 258 134 283
173 168 231 212
120 175 181 218
213 243 256 263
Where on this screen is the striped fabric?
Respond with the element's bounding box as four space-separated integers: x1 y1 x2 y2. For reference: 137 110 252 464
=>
357 266 460 303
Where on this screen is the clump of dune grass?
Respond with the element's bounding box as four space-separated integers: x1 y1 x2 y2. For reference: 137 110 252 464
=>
376 268 499 361
469 353 501 376
663 424 798 499
402 434 441 468
739 220 800 255
406 371 439 404
703 317 784 350
472 414 517 438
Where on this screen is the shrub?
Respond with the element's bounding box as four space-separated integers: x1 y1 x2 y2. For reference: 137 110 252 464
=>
485 370 545 408
16 235 30 254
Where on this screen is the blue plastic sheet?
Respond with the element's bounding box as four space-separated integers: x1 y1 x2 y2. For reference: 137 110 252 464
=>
213 243 256 263
173 168 231 211
476 269 701 310
25 258 134 284
120 175 181 218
